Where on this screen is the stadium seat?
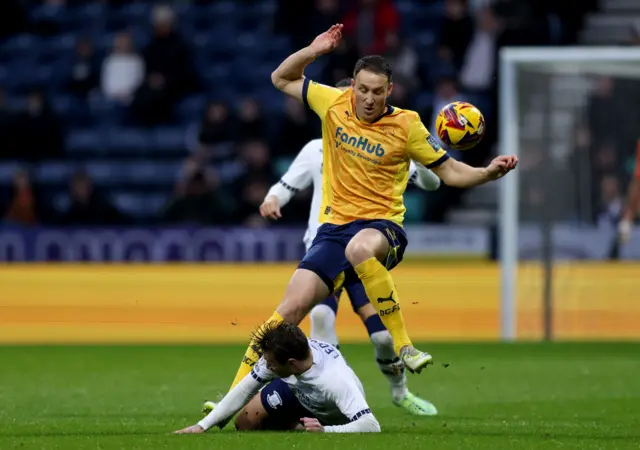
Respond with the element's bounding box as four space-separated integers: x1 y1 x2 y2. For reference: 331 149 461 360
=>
105 128 152 155
153 127 187 153
175 95 207 124
0 163 21 186
124 162 181 186
111 191 168 218
34 162 74 185
84 161 128 185
66 128 106 156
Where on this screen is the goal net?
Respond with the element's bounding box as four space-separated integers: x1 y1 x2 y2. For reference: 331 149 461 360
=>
498 48 640 341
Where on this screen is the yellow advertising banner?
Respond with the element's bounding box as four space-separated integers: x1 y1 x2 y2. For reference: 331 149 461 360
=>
0 262 638 344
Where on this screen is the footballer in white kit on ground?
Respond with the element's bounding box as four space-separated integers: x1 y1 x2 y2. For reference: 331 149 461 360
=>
175 322 381 433
257 79 442 417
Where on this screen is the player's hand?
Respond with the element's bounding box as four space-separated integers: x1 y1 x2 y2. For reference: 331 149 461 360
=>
309 24 343 56
173 424 205 434
485 155 518 180
301 417 324 432
618 219 632 243
259 195 282 220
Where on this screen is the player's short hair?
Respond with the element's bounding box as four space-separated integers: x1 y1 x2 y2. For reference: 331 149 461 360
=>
335 78 353 88
353 55 393 83
252 322 310 364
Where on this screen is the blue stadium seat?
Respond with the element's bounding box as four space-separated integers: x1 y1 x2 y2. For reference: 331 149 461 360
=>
153 127 186 153
215 160 245 185
111 191 168 218
124 162 181 186
0 163 21 186
39 33 76 62
106 2 150 31
202 64 233 90
66 128 105 156
53 95 92 126
175 95 206 124
34 162 74 185
84 161 128 185
68 3 108 32
1 34 40 60
105 128 152 154
1 60 39 91
89 96 128 126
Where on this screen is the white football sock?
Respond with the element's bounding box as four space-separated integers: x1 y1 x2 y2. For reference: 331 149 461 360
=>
370 330 408 402
309 304 339 347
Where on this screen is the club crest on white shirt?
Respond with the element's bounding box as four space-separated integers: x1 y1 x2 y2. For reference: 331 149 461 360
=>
267 391 283 409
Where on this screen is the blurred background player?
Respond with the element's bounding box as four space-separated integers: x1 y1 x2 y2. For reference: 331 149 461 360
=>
618 139 640 242
177 322 380 434
259 78 440 416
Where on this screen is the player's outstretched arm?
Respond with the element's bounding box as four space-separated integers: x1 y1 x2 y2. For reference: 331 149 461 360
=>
260 141 316 219
271 24 343 101
174 372 266 434
318 381 381 433
406 115 516 188
431 155 518 189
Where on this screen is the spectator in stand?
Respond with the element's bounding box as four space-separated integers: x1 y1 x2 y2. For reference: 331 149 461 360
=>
230 140 276 226
342 0 400 55
236 98 267 141
131 4 197 125
309 0 343 39
438 0 474 71
194 101 236 165
277 97 316 157
2 169 52 226
101 31 145 105
383 32 419 92
458 7 499 93
163 162 234 226
68 37 100 99
322 39 360 86
16 89 64 161
62 170 126 226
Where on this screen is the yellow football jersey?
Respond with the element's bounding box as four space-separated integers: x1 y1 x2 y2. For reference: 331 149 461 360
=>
302 78 449 226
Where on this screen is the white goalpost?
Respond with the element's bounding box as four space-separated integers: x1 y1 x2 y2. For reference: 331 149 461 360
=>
498 47 640 341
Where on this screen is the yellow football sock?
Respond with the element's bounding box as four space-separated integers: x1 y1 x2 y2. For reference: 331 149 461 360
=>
229 311 284 390
354 257 412 355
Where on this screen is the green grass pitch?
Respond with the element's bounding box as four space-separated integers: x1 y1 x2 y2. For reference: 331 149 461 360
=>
1 343 639 449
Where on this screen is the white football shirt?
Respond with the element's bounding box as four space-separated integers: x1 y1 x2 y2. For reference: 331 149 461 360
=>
197 338 380 433
251 339 371 427
266 138 441 250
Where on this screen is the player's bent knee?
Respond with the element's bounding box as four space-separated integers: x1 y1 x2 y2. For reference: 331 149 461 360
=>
345 229 388 266
370 329 394 350
310 304 335 330
277 269 330 324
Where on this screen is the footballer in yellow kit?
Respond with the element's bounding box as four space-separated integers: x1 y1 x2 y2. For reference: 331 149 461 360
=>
204 24 518 419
